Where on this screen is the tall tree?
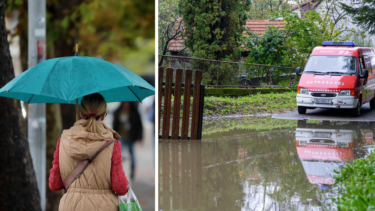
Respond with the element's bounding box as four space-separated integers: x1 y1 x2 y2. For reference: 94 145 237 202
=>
0 0 41 210
340 0 375 34
179 0 251 84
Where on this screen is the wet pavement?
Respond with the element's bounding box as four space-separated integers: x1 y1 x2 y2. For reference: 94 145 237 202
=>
159 116 375 210
104 101 155 211
273 103 375 122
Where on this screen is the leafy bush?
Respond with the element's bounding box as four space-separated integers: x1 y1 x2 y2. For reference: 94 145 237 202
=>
333 152 375 210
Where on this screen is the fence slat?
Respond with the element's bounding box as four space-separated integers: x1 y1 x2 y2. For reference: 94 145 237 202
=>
190 70 202 139
158 67 164 137
172 69 183 139
181 69 193 140
162 68 173 139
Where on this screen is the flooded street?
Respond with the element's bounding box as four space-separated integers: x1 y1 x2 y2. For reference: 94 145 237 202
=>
159 117 375 210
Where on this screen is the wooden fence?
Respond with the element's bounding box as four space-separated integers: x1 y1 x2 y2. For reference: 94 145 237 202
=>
158 67 205 140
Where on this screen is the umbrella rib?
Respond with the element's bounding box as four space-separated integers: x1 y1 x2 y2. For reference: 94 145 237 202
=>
127 87 141 102
40 58 64 96
28 94 35 104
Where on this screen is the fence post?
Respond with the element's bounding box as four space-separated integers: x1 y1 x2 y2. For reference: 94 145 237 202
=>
172 69 183 139
289 68 292 88
158 67 164 137
191 70 202 139
181 69 193 140
216 62 219 86
197 85 205 140
162 68 173 139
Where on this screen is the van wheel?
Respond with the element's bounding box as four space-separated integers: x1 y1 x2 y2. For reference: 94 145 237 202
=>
352 100 361 117
370 97 375 109
298 106 307 114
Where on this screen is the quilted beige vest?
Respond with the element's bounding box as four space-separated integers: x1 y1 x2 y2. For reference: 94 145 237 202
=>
58 119 121 211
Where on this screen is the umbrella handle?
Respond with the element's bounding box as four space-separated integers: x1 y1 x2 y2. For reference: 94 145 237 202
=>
75 40 79 56
76 98 79 121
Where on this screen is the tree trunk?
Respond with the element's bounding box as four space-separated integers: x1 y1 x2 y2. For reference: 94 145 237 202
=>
0 1 41 210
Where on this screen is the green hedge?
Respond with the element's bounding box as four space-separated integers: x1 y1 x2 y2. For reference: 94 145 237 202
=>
164 87 296 97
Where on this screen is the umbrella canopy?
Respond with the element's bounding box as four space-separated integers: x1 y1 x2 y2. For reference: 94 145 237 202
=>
0 56 155 104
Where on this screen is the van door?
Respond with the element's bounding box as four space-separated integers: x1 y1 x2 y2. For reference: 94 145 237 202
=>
359 57 368 103
364 56 373 102
368 56 375 98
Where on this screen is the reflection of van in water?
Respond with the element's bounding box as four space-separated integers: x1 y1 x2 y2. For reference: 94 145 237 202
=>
296 41 375 116
296 121 375 187
296 128 355 186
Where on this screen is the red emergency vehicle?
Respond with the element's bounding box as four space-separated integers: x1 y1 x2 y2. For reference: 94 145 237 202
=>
296 41 375 116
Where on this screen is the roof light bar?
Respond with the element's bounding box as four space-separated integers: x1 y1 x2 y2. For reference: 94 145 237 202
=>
322 41 356 47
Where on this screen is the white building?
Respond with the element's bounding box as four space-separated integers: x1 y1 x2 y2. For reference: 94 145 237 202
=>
291 0 375 47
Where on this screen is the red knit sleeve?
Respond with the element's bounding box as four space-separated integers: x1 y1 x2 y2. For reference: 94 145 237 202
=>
111 141 129 196
49 138 64 191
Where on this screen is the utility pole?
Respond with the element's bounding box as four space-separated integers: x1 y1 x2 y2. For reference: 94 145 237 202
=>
28 0 46 210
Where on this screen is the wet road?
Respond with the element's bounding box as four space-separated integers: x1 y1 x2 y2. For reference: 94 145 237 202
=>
273 103 375 122
159 117 375 211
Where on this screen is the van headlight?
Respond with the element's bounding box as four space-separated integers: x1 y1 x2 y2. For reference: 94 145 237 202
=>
298 88 308 95
339 90 355 96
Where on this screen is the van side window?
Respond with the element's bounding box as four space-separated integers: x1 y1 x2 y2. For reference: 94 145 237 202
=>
364 56 372 73
359 57 364 75
371 56 375 71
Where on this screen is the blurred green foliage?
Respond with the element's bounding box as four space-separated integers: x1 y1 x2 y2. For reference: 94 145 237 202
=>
5 0 154 74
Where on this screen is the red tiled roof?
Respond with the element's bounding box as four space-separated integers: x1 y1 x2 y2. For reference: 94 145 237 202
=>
244 20 286 36
168 19 287 52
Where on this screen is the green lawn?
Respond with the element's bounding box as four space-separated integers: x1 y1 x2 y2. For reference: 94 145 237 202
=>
203 91 297 116
160 91 297 117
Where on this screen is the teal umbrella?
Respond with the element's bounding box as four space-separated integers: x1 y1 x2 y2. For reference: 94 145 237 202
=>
0 56 155 104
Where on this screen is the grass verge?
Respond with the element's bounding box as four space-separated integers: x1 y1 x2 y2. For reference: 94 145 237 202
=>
203 91 297 116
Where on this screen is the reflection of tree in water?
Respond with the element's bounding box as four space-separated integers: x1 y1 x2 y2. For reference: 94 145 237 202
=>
239 132 327 210
200 131 335 210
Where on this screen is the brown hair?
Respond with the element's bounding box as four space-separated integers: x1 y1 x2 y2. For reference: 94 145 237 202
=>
80 93 107 133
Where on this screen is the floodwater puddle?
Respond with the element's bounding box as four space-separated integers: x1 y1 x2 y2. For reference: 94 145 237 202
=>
159 117 375 210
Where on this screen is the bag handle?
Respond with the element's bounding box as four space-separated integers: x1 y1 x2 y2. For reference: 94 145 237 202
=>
118 185 138 204
63 139 116 193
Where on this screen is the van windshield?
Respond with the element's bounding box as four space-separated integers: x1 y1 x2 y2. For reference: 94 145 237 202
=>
304 56 358 75
301 160 343 177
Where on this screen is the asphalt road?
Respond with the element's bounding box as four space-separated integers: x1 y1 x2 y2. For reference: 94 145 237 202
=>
272 103 375 122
